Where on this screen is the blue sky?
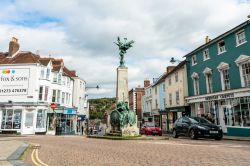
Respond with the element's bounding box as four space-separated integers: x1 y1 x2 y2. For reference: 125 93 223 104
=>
0 0 250 98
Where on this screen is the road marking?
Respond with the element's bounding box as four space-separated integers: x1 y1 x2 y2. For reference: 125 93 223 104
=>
30 144 49 166
35 149 49 166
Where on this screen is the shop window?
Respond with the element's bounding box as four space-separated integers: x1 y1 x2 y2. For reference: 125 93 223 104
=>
218 40 226 54
1 109 22 129
13 110 22 129
236 29 246 46
233 98 250 127
36 110 45 128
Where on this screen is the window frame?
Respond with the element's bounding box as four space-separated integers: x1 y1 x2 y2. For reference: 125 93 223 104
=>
203 48 210 61
192 55 197 66
236 29 247 47
218 40 226 55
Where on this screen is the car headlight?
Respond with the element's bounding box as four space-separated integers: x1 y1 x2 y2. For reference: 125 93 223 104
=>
197 126 207 130
218 126 222 130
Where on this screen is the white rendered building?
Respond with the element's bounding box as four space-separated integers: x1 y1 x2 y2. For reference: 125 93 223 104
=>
0 37 87 135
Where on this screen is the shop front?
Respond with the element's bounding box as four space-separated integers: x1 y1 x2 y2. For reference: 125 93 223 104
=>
186 88 250 136
160 106 190 132
47 107 77 135
0 105 47 135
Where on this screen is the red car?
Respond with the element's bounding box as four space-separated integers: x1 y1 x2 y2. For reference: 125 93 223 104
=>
140 124 162 136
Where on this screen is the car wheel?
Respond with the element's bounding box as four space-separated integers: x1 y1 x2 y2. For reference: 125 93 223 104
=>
214 136 222 141
173 129 178 138
190 129 197 140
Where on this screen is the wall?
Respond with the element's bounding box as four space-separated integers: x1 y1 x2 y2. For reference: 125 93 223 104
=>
187 24 250 96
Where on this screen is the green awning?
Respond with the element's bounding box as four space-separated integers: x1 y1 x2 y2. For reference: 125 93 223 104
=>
165 106 186 112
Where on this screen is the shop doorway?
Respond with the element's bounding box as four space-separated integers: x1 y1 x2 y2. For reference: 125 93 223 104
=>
23 111 34 134
220 106 233 133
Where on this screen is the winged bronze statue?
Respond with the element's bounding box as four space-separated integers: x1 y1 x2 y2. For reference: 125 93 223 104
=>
114 37 135 67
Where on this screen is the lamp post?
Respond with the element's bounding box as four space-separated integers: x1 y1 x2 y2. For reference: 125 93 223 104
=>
84 85 100 135
170 57 182 64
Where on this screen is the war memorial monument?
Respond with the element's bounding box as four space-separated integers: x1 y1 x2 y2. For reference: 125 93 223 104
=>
105 37 140 136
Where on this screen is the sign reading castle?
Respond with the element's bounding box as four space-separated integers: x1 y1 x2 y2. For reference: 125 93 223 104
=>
0 68 30 95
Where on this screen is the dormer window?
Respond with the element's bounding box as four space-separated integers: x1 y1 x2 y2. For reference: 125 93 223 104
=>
203 49 210 61
218 40 226 54
46 68 50 80
40 68 44 79
192 55 197 65
53 73 57 83
236 29 246 46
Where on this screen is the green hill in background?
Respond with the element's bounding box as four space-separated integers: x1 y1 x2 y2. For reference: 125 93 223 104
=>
89 98 116 120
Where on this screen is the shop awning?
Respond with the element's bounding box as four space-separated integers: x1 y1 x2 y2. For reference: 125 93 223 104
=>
165 106 186 112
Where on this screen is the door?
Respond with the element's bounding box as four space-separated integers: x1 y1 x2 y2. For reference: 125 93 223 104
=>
23 111 34 134
219 106 231 133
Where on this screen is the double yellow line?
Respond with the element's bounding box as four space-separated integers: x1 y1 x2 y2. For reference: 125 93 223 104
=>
31 144 49 166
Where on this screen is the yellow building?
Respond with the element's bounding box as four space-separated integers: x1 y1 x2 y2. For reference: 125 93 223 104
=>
160 61 190 132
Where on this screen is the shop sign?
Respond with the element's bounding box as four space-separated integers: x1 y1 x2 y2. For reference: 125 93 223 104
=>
0 68 30 96
64 108 76 115
205 93 234 101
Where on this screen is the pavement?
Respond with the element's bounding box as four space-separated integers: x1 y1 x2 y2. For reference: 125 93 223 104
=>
0 138 30 166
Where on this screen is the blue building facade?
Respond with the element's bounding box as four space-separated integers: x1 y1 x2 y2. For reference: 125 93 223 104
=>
185 20 250 136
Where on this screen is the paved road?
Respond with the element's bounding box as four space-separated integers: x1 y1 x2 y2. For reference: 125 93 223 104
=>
12 135 250 166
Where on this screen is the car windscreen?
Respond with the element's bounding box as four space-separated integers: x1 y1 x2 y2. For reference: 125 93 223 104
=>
144 122 155 127
188 118 199 124
193 117 212 124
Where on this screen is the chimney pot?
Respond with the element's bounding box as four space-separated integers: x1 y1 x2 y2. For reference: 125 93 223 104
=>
144 80 150 88
205 36 210 44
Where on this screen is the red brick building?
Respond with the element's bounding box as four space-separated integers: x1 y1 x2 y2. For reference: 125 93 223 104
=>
129 84 147 123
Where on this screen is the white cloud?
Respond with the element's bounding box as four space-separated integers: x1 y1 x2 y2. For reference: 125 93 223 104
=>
0 0 250 98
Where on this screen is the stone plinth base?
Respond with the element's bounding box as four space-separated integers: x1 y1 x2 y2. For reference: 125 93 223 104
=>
105 115 140 137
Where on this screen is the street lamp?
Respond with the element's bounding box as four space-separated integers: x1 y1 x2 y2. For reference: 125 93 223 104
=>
86 85 100 90
170 57 182 64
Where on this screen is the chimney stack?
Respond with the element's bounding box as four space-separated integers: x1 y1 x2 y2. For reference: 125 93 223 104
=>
8 37 19 57
166 66 175 74
205 36 210 44
144 79 150 88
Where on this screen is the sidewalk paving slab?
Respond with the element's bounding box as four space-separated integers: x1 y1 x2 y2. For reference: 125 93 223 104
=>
0 140 30 166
